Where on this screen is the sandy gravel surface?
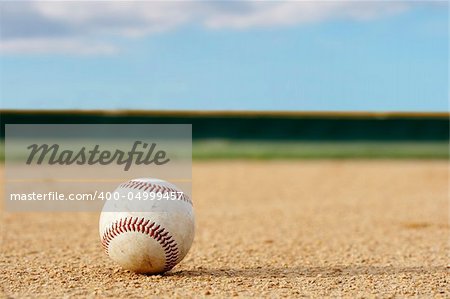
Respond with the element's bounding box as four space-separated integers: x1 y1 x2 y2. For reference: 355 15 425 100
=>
1 161 448 298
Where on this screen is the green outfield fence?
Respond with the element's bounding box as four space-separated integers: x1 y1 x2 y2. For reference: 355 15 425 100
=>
0 110 448 141
0 110 448 159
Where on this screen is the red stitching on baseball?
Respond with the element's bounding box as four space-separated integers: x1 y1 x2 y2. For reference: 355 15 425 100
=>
121 180 193 206
101 216 179 272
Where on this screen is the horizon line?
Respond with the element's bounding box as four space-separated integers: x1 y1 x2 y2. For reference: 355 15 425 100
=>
0 109 448 118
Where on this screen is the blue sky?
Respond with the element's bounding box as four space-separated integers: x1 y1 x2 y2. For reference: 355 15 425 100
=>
0 1 447 111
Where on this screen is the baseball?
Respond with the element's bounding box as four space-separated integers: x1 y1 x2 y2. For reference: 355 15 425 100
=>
99 178 195 274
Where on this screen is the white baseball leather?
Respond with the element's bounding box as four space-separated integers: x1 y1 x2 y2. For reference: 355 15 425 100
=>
99 178 194 274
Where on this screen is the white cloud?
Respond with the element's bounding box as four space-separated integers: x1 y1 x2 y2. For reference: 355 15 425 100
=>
32 1 196 37
0 38 118 55
0 1 444 55
204 2 412 29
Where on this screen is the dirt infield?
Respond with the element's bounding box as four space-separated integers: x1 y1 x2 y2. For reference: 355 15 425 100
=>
1 161 448 298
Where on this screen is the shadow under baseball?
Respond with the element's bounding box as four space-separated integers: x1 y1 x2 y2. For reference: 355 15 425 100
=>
166 265 447 278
